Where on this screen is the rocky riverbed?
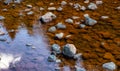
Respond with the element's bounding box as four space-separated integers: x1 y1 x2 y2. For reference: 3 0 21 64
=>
0 0 120 71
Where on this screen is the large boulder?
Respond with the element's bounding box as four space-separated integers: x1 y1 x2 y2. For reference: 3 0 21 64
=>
40 12 56 23
102 62 117 70
62 44 77 57
84 14 97 26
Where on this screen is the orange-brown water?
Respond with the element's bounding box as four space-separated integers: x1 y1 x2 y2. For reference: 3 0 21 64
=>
0 0 120 71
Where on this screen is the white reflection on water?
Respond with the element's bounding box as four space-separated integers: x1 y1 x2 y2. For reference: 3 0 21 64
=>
0 53 21 70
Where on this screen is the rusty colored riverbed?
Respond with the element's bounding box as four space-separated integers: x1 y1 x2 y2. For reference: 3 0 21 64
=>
0 0 120 71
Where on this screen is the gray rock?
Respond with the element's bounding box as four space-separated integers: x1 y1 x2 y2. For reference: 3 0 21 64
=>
65 18 73 24
0 16 5 20
75 65 86 71
47 54 56 62
40 12 56 23
61 1 67 6
74 53 82 60
72 16 80 20
79 24 86 28
80 6 86 11
4 0 12 5
52 44 61 54
0 38 7 41
57 7 63 11
26 43 33 46
62 44 77 57
56 22 66 29
102 62 116 70
55 33 64 39
27 11 34 15
14 0 21 4
88 3 97 10
48 26 56 33
48 7 56 11
84 14 97 26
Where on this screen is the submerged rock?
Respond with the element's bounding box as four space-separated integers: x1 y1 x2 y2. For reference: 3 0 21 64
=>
4 0 12 5
40 12 56 23
47 54 56 62
62 44 77 57
14 0 21 4
75 65 86 71
84 14 97 26
102 62 117 70
88 3 97 10
52 44 61 54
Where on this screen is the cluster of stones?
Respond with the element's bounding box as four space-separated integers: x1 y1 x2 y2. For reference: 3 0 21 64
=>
39 0 118 70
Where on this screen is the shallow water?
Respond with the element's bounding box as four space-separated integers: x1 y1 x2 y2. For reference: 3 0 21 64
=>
0 23 56 71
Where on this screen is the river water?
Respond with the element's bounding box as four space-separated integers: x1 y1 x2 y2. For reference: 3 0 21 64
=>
0 22 56 71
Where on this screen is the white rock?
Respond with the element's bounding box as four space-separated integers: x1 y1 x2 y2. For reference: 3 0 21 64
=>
74 3 81 9
101 16 109 19
66 35 71 38
24 8 31 12
102 62 117 70
57 7 63 11
65 18 73 24
27 5 32 8
61 1 67 6
27 11 34 15
2 9 8 12
56 59 61 63
39 7 45 11
55 33 64 39
40 12 56 23
80 6 86 11
72 16 80 20
0 31 5 35
84 0 89 3
62 44 77 57
79 24 86 28
96 1 103 5
0 16 5 20
116 6 120 10
49 3 54 6
75 65 86 71
74 53 82 59
48 26 56 33
48 7 56 11
88 3 97 10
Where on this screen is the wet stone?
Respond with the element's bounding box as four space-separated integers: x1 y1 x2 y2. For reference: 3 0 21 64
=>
39 7 45 11
56 22 66 29
40 12 56 23
57 7 63 11
52 44 61 54
79 24 86 28
65 18 73 24
27 11 34 15
75 65 86 71
55 33 64 39
61 1 67 6
48 26 56 33
84 14 97 26
47 54 56 62
88 3 97 10
62 44 77 57
102 62 117 70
